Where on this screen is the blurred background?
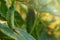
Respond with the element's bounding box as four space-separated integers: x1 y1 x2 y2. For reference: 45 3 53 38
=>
0 0 60 40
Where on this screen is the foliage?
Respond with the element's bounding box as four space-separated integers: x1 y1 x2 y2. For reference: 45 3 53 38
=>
0 0 60 40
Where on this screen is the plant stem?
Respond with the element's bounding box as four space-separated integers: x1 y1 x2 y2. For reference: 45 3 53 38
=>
7 1 15 29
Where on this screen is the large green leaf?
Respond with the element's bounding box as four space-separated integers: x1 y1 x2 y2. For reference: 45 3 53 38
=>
0 20 36 40
0 30 14 40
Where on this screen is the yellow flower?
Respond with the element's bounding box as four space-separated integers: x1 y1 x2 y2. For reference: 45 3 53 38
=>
48 22 57 30
40 12 53 22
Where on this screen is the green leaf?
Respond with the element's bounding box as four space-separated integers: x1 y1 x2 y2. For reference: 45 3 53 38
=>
0 30 14 40
5 0 12 8
26 7 35 33
20 3 28 13
16 0 30 2
0 0 8 18
0 21 36 40
15 28 36 40
14 11 25 27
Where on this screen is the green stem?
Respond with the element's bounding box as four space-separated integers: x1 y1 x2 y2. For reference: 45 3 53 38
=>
7 7 15 29
10 10 15 29
7 1 15 29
